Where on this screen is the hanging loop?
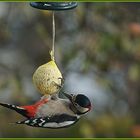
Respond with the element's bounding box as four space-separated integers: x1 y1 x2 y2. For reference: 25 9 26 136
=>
50 11 55 61
30 2 78 11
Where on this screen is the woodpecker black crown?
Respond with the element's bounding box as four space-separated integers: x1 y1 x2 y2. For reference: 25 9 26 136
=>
75 94 91 108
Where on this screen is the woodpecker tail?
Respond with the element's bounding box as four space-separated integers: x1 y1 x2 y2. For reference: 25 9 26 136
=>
15 120 24 124
0 102 29 118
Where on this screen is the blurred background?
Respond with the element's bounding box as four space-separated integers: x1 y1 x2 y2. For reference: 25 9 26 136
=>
0 2 140 138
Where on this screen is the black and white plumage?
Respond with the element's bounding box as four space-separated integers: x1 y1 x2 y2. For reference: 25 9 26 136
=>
17 114 79 128
0 92 91 128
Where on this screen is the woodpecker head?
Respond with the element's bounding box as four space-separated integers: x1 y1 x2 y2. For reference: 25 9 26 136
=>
63 92 91 115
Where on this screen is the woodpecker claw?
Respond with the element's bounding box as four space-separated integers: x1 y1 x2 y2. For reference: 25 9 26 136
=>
51 94 58 100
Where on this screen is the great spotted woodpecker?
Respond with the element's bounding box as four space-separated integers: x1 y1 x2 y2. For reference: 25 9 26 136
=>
0 92 91 128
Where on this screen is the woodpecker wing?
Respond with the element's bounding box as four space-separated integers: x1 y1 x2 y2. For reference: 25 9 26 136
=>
16 114 80 128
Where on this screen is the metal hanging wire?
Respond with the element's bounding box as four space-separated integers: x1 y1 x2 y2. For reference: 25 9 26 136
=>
50 11 55 61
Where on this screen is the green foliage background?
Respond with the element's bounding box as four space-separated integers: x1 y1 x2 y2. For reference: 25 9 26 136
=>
0 2 140 138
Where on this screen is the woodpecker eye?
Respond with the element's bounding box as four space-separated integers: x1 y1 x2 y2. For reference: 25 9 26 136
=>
74 103 79 107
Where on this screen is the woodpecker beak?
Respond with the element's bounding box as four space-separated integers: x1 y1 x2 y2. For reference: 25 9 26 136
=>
62 92 73 102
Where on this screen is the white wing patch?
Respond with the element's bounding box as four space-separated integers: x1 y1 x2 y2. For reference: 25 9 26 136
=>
25 120 30 123
38 119 46 126
43 121 75 128
31 119 37 125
